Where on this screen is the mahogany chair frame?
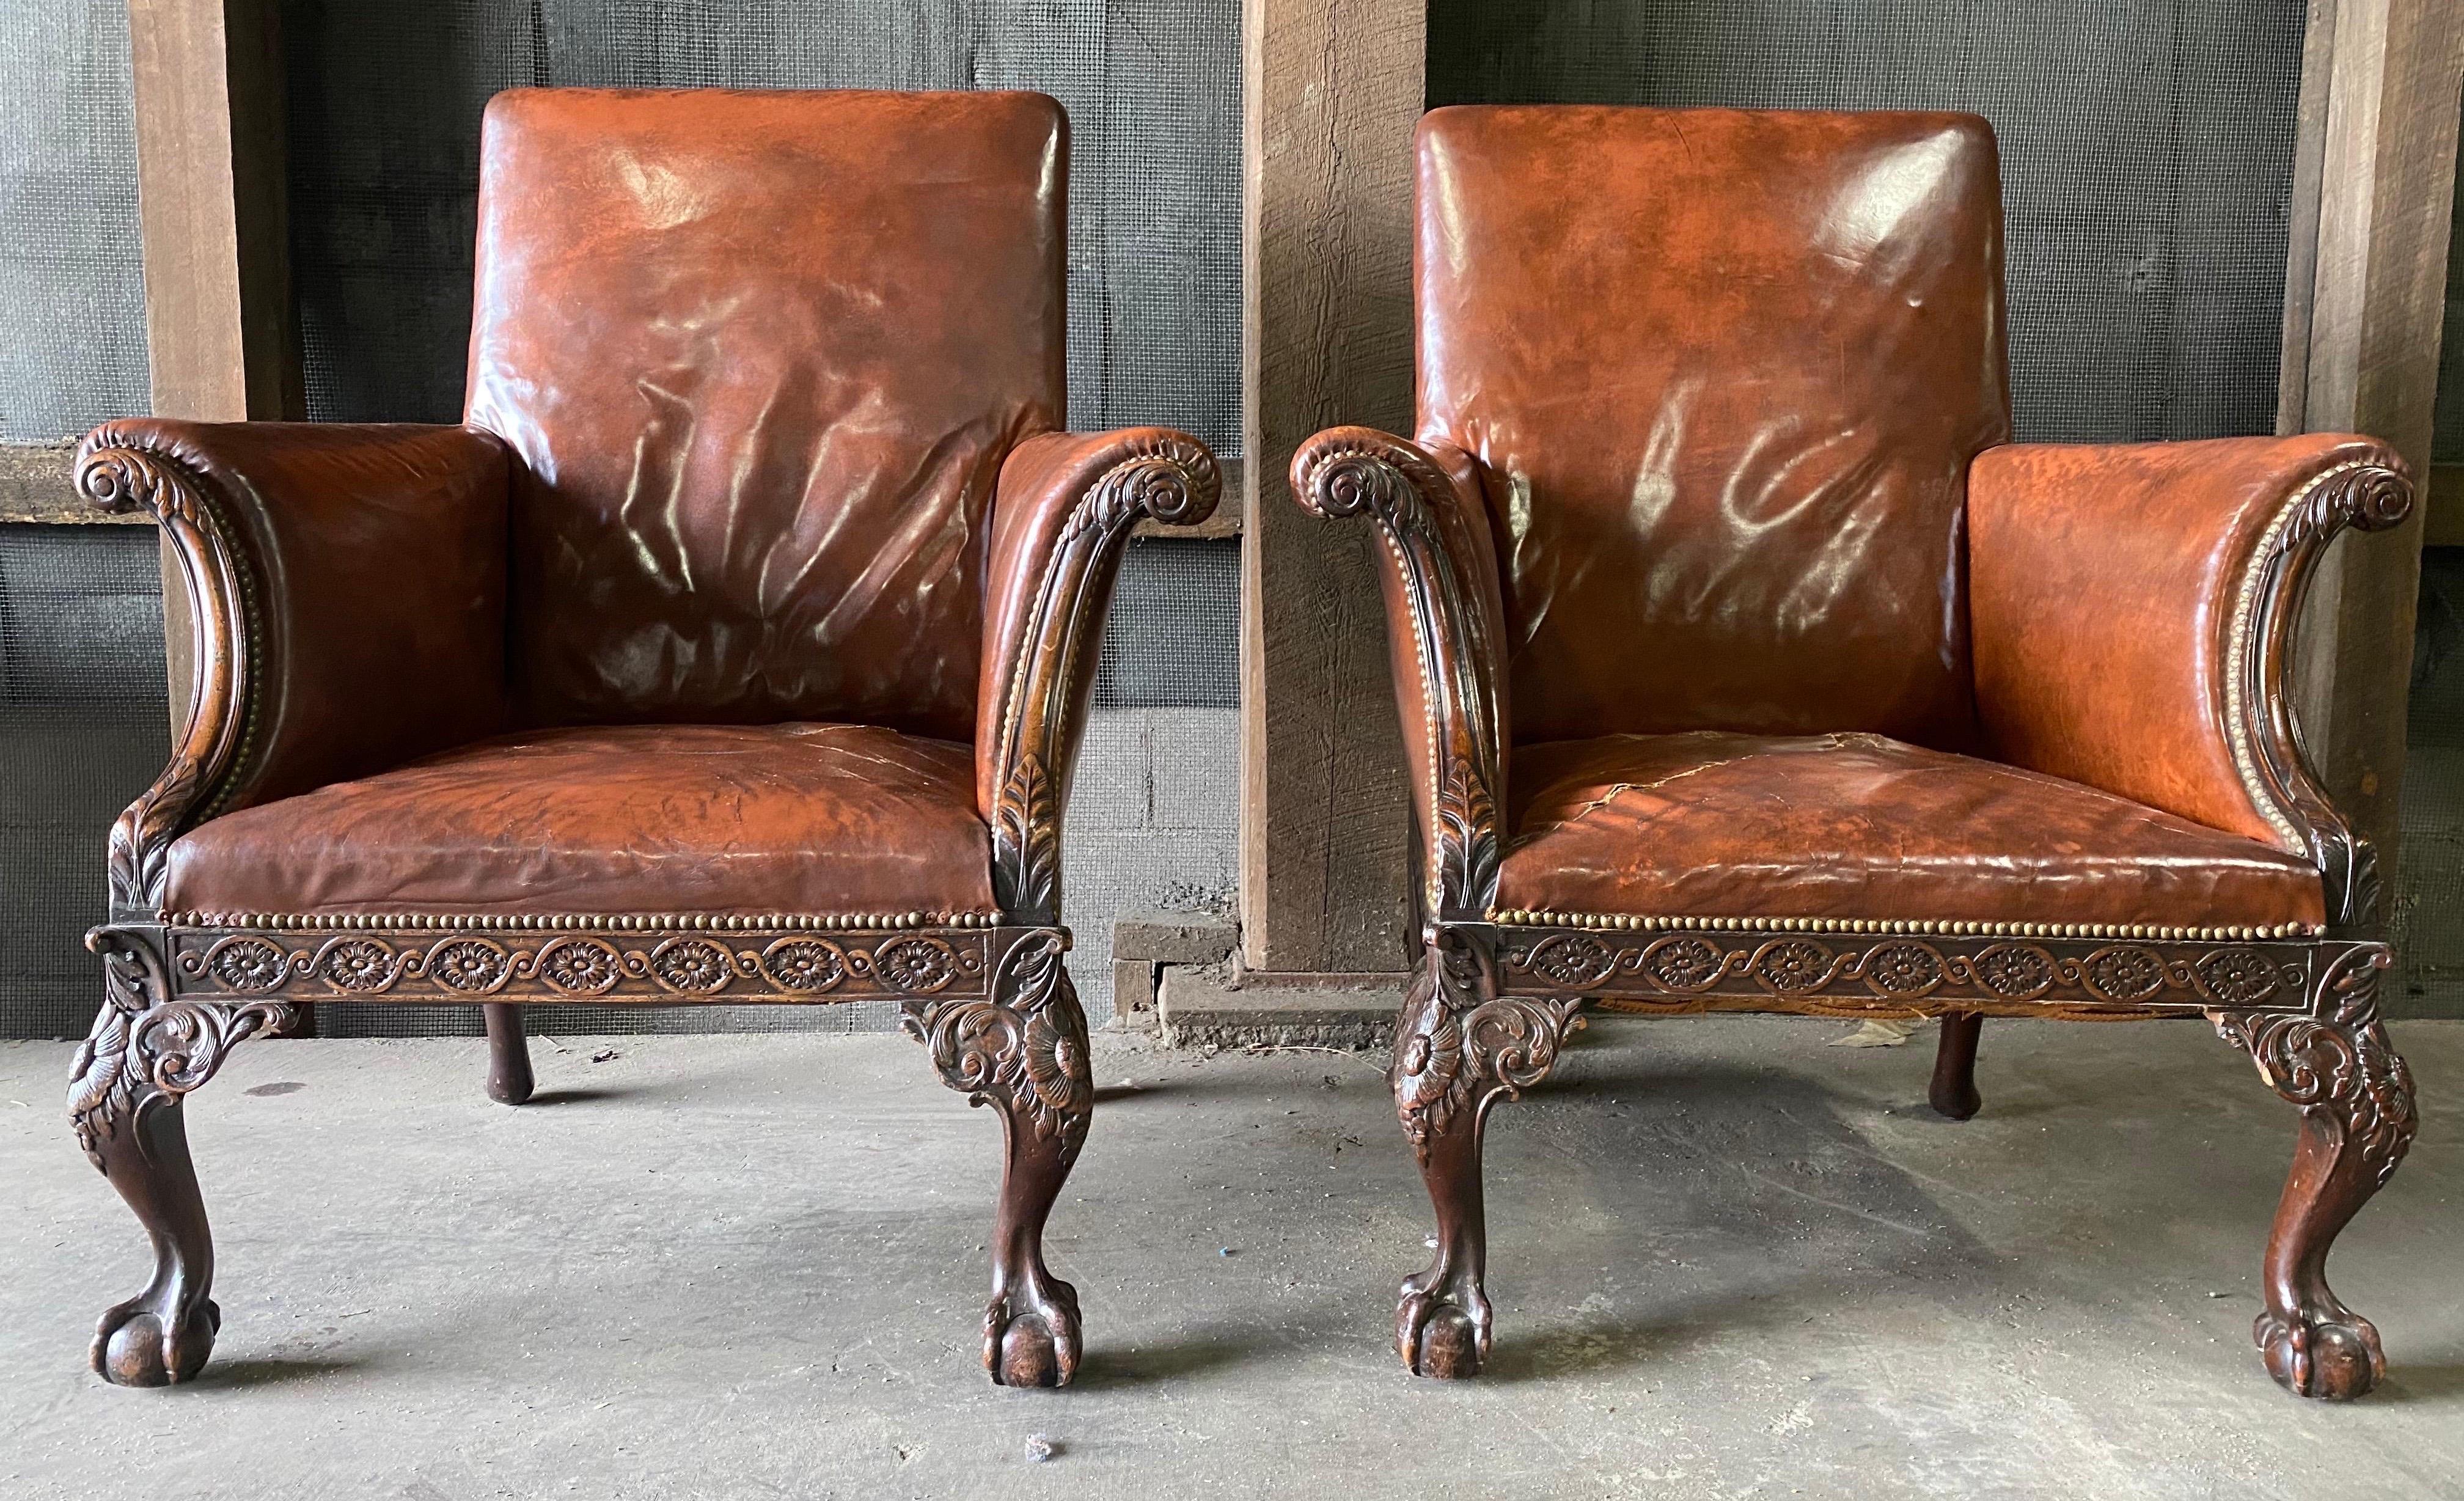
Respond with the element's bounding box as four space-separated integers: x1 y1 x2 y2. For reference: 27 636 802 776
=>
1292 428 2418 1401
68 425 1217 1390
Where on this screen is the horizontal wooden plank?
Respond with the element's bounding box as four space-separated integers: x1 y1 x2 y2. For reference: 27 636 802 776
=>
0 444 140 524
1132 456 1246 538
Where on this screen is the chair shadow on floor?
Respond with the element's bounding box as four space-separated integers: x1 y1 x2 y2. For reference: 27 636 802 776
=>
1452 1055 2003 1385
2375 1363 2464 1403
180 1354 371 1391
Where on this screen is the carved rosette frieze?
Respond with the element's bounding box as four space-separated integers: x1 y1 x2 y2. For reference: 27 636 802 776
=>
69 928 292 1170
1494 925 2316 1016
2210 945 2414 1187
990 437 1220 925
1393 934 1585 1162
164 925 989 1002
1293 434 1506 922
2228 460 2412 928
903 930 1091 1164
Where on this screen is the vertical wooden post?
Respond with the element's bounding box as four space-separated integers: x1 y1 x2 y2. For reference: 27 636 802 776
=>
2277 0 2464 910
127 0 298 424
125 0 298 735
1238 0 1421 975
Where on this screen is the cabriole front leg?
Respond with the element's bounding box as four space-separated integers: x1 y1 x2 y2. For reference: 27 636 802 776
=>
903 930 1091 1387
69 927 292 1387
2212 944 2416 1400
1391 928 1584 1378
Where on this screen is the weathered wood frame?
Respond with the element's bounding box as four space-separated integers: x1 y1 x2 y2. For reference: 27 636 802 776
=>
1237 0 1421 979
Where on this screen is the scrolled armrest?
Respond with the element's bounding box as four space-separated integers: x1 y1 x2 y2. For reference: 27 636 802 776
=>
978 427 1220 922
76 419 513 917
1288 427 1509 925
1970 435 2411 928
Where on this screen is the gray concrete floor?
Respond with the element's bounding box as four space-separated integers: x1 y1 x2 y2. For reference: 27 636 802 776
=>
2 1016 2459 1500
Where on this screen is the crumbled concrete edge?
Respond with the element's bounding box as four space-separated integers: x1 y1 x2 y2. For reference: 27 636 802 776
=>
1110 907 1239 1036
1113 908 1238 964
1156 965 1396 1051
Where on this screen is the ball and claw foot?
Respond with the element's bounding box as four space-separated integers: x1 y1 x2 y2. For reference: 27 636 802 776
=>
2259 1302 2386 1401
93 1294 219 1387
1396 1266 1492 1379
985 1269 1082 1388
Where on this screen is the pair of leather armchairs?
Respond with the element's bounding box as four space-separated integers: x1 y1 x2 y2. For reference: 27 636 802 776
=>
71 90 2414 1404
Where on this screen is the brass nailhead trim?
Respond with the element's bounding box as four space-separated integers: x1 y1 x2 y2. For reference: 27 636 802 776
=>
163 909 1003 932
1485 909 2319 943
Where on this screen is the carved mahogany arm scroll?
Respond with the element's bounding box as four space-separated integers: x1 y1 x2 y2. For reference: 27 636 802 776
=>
978 428 1220 923
1289 427 1511 926
1969 435 2412 928
76 419 515 919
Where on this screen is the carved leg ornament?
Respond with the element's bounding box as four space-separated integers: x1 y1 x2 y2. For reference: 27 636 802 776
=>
69 927 292 1387
1390 928 1585 1378
483 1003 535 1105
2211 945 2416 1401
1931 1012 1983 1120
903 930 1091 1387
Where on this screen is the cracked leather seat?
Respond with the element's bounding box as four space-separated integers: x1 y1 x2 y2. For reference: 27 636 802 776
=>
1500 731 2324 933
163 723 995 921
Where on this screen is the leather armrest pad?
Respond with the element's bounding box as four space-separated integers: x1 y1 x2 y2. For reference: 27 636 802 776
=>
1970 433 2405 850
82 419 515 813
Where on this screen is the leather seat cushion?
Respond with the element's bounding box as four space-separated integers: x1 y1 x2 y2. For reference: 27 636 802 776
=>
1499 733 2325 930
164 723 995 919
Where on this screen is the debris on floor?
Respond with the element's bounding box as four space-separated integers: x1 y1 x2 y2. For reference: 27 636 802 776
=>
1828 1018 1924 1048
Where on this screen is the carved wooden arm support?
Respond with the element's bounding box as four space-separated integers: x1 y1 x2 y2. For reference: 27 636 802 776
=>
1289 427 1511 926
76 419 515 919
978 427 1221 923
1970 435 2413 928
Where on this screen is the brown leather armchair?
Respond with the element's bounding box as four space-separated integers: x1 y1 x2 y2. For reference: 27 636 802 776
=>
70 88 1217 1391
1289 106 2416 1399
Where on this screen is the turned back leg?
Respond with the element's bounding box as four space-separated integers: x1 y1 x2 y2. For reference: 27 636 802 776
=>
1931 1012 1983 1120
484 1004 535 1104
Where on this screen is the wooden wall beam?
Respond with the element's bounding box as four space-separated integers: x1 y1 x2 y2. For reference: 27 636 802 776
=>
2278 0 2464 912
127 0 298 423
1237 0 1419 974
125 0 299 746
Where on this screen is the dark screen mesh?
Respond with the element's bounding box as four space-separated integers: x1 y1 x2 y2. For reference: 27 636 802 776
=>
2402 124 2463 1016
1426 0 2306 443
0 524 170 1037
282 0 1240 453
0 0 149 439
2397 548 2464 1018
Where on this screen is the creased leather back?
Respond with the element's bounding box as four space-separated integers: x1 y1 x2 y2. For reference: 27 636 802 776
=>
468 88 1066 738
1416 106 2011 751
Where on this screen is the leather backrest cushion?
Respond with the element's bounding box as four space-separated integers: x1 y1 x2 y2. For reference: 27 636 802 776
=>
1416 106 2011 750
467 87 1066 738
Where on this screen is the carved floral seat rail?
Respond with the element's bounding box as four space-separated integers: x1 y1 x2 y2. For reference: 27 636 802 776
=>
1288 105 2417 1400
70 87 1218 1393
